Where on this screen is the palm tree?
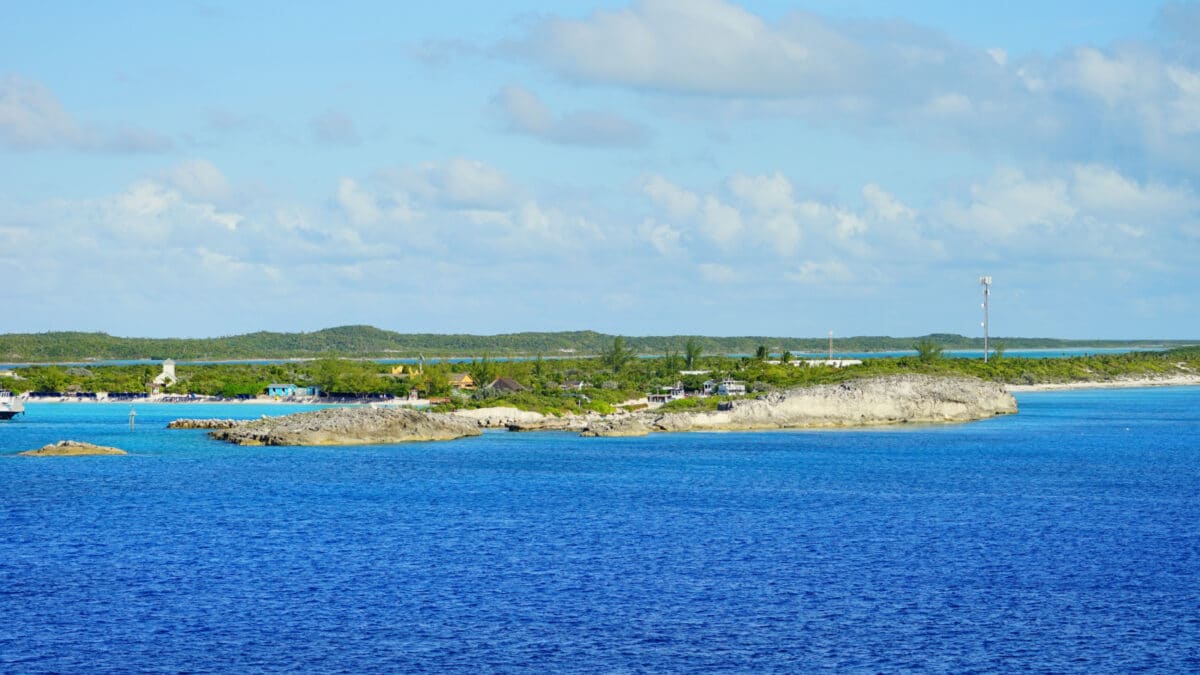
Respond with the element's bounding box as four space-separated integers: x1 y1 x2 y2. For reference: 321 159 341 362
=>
913 338 944 363
602 336 635 373
685 338 702 370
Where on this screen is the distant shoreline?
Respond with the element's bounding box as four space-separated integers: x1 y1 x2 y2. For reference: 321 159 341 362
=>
1007 375 1200 392
15 374 1200 406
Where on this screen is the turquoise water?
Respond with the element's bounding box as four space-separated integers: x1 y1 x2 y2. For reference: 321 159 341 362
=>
0 346 1169 369
2 390 1199 671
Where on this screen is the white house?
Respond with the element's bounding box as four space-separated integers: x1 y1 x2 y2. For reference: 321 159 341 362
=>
717 379 746 396
647 382 686 404
152 359 177 387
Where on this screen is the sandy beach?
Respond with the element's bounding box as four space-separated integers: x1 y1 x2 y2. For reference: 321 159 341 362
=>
1006 374 1200 392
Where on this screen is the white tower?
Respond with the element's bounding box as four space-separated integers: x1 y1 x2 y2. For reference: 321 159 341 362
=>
979 276 992 362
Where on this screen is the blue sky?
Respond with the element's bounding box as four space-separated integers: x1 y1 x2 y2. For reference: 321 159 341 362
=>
2 1 1198 339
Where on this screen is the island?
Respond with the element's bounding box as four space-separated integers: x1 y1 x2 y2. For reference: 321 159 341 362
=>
20 441 127 456
194 375 1015 445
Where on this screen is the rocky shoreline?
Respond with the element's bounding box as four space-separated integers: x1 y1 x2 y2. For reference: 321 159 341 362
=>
207 407 481 446
185 375 1015 446
20 441 127 456
582 375 1016 437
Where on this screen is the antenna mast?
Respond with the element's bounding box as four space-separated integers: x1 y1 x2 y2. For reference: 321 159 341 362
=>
979 276 991 363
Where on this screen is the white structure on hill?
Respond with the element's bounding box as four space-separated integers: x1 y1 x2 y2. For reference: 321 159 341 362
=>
153 359 177 386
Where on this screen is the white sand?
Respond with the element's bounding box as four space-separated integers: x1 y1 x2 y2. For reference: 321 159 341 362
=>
1007 374 1200 392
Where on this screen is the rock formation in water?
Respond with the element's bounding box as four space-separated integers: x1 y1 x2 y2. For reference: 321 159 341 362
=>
168 418 243 429
581 375 1017 437
20 440 128 456
208 406 482 446
451 406 597 432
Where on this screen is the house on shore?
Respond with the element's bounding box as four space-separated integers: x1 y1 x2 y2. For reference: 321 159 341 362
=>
717 379 746 396
267 383 319 398
700 379 745 396
802 359 863 368
448 373 476 390
153 359 177 387
647 382 685 404
488 377 526 393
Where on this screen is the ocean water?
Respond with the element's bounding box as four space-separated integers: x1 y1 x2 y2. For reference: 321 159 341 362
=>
2 390 1199 672
0 346 1167 369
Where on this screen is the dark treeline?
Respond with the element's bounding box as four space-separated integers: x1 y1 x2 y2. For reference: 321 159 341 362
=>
0 325 1191 362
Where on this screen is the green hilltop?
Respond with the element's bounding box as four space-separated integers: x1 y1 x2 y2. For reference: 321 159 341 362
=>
0 325 1192 363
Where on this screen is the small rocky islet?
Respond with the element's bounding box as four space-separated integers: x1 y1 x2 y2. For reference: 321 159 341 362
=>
183 375 1016 446
20 440 128 456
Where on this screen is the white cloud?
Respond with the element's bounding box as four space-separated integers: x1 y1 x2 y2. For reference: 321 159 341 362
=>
638 217 684 256
834 211 866 240
1060 47 1147 106
728 172 795 213
0 74 82 149
698 262 736 283
641 174 699 218
165 159 232 204
702 196 742 244
520 0 857 97
491 85 647 147
493 85 553 135
941 168 1076 237
382 158 516 209
0 74 172 152
515 2 1200 175
786 260 852 284
336 178 382 226
862 184 916 222
1070 164 1197 220
117 180 179 219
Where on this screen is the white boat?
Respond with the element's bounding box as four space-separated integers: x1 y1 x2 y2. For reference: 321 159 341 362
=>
0 390 24 420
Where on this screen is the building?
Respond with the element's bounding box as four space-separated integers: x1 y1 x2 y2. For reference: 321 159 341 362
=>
448 373 476 390
152 359 177 387
647 382 685 404
560 380 586 391
717 379 746 396
802 359 863 368
488 377 526 393
266 383 319 398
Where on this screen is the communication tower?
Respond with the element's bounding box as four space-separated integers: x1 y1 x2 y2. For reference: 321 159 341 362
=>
979 276 992 362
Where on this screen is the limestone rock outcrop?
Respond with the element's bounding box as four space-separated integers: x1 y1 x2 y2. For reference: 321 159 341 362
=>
582 375 1016 437
209 407 481 446
20 440 127 456
168 418 242 429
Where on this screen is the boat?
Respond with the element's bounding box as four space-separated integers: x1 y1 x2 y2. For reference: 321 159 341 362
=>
0 390 25 420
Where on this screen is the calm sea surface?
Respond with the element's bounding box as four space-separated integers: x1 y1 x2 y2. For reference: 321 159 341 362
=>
2 389 1199 672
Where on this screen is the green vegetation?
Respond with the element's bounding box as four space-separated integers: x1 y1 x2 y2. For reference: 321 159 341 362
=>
5 345 1197 416
0 324 1191 362
914 338 945 363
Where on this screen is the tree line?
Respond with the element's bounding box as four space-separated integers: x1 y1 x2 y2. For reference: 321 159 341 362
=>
4 341 1197 416
0 325 1189 362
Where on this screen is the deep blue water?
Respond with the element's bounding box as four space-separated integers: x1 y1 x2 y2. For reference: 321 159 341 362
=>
2 390 1199 672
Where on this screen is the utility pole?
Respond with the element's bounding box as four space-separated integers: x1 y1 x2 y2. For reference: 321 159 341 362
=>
979 276 992 363
828 330 833 360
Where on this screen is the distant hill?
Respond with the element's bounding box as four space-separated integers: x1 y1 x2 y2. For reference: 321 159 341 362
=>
0 325 1191 362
